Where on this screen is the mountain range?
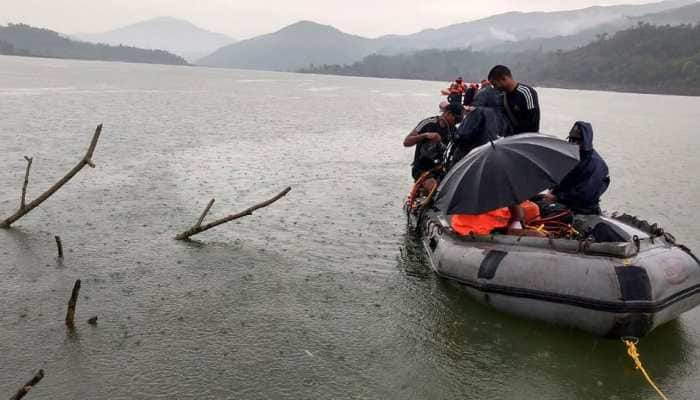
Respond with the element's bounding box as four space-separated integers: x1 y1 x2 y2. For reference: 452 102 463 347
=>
75 17 235 62
0 23 187 65
198 0 698 71
198 21 376 71
3 0 699 74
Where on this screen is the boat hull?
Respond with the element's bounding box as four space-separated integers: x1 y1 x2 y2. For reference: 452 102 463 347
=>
414 211 700 337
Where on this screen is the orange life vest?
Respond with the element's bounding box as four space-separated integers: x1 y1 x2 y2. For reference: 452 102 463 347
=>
451 208 511 236
520 200 540 224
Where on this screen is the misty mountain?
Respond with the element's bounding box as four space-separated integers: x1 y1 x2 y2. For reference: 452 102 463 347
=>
635 0 700 24
198 0 695 71
376 0 695 53
75 17 235 62
0 23 188 65
487 1 700 53
198 21 377 71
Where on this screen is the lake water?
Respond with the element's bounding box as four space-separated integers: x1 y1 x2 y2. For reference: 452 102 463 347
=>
1 55 699 399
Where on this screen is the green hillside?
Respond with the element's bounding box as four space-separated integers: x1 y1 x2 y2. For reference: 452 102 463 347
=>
301 23 700 96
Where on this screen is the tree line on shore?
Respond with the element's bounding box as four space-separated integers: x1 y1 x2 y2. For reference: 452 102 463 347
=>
300 23 700 96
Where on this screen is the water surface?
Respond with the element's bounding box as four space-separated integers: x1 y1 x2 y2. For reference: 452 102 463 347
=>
1 56 699 399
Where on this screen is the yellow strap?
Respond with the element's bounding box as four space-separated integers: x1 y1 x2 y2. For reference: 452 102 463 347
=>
623 340 670 400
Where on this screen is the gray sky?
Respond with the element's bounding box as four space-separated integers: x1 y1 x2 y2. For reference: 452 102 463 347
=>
2 0 660 39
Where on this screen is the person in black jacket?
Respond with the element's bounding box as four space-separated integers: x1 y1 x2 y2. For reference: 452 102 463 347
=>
488 65 540 134
547 121 610 214
403 102 464 192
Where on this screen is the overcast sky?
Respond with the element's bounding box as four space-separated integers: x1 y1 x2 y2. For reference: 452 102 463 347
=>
2 0 661 39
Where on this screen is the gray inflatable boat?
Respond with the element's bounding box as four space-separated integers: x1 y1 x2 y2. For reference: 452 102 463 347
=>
409 210 700 337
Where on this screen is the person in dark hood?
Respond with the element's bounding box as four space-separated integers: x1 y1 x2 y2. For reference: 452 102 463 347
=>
472 80 502 109
445 81 512 168
547 121 610 214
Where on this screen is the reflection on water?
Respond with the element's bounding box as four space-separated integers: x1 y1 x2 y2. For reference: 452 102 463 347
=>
0 55 698 399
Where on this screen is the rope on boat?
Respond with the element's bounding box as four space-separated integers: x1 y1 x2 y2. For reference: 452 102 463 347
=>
622 337 670 400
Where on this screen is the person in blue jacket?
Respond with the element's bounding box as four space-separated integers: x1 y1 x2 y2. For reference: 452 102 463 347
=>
548 121 610 214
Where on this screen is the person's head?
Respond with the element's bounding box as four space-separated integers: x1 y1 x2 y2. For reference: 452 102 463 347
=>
480 79 491 88
567 121 594 152
488 65 517 92
439 100 449 112
568 124 583 146
456 77 464 84
442 102 464 126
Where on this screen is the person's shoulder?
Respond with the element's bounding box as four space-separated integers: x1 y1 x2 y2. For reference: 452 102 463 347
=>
515 83 539 108
415 116 440 131
518 83 538 95
515 83 536 93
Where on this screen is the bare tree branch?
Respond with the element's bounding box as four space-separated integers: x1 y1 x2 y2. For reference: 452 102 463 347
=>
55 235 64 258
175 187 291 240
20 156 33 209
196 198 215 227
1 124 103 228
65 279 81 327
10 369 44 400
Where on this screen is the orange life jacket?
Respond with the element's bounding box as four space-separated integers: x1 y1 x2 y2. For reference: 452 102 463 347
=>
520 200 540 224
449 82 466 94
451 208 511 236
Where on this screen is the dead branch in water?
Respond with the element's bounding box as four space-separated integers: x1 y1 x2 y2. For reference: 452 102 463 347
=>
0 124 103 228
65 280 81 327
175 187 291 240
10 369 44 400
20 156 33 209
55 235 63 258
196 198 215 228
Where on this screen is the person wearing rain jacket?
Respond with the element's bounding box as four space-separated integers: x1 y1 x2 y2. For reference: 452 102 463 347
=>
445 81 512 169
548 121 610 215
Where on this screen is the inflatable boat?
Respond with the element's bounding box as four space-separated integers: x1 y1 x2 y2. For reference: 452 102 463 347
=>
408 208 700 337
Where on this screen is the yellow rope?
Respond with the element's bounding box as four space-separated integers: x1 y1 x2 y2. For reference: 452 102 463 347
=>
623 339 670 400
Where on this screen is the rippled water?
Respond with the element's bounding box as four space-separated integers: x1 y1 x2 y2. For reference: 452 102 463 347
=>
1 56 699 399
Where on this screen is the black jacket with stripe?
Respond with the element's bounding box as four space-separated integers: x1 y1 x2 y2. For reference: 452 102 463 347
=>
504 83 540 134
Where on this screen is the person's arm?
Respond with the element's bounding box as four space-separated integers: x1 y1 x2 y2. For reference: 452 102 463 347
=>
403 131 441 147
523 107 540 133
514 86 540 133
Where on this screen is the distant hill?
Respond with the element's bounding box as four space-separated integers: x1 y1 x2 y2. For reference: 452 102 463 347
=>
75 17 234 62
635 0 700 24
299 49 504 83
0 23 188 65
198 21 377 71
308 23 700 96
377 0 695 53
197 0 695 71
301 23 700 96
523 23 700 93
487 1 700 53
0 40 32 57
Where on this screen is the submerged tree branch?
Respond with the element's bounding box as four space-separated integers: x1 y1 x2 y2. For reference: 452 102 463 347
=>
1 124 103 228
175 187 291 240
20 156 33 209
9 369 44 400
196 198 215 228
65 279 81 327
55 235 64 258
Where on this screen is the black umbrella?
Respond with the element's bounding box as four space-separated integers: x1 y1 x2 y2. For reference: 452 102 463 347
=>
435 133 580 215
